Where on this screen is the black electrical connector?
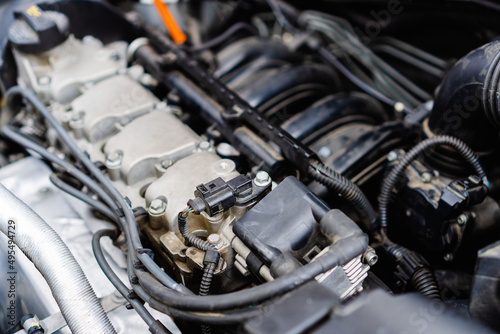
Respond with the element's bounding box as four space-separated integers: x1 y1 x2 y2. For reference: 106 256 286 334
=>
385 243 441 300
188 175 252 216
200 250 221 297
203 249 221 266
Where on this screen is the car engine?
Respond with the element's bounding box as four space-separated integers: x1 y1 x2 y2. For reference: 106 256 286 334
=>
1 0 500 333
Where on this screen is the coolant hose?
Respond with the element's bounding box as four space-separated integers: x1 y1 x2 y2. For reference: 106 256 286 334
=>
0 184 116 334
428 40 500 152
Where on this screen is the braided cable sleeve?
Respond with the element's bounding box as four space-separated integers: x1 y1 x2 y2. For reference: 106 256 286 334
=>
178 211 215 251
308 160 377 231
199 263 217 296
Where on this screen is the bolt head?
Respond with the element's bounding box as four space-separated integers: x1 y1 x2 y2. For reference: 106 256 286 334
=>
207 234 221 245
199 141 211 151
150 198 166 214
155 102 168 111
217 143 233 156
163 52 177 63
443 253 453 262
368 256 378 266
363 249 378 266
394 102 405 113
106 151 122 167
255 171 271 187
69 111 85 127
387 151 398 162
457 214 468 226
421 172 432 183
161 159 173 169
318 146 332 159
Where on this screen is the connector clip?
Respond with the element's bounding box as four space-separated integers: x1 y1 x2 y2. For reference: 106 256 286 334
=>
188 175 252 216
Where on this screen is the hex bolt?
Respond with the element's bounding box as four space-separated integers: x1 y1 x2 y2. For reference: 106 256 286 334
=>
163 52 177 64
106 151 123 167
207 234 221 245
318 146 332 158
216 143 233 157
149 198 167 215
119 117 131 127
394 102 405 113
105 151 122 181
68 111 85 139
199 141 211 151
457 214 468 226
149 198 167 230
69 111 85 127
387 151 398 162
421 172 432 183
254 171 271 187
443 253 453 262
207 234 223 249
363 247 378 266
155 101 168 111
161 159 173 169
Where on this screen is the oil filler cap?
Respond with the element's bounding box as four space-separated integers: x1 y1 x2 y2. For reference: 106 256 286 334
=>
8 4 70 53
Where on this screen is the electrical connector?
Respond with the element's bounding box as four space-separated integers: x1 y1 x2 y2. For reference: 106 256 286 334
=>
188 175 252 216
203 249 221 266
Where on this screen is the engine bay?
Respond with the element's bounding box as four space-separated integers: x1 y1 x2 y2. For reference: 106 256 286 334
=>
1 0 500 333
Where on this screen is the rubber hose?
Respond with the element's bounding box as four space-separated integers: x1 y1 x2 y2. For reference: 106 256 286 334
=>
0 184 116 333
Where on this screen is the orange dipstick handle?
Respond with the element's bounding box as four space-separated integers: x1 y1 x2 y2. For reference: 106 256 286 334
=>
153 0 187 44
